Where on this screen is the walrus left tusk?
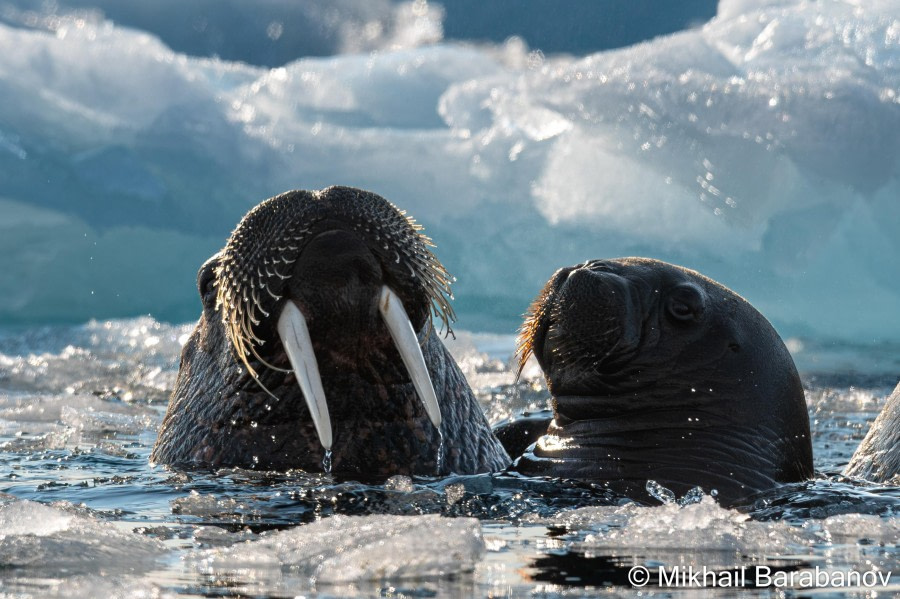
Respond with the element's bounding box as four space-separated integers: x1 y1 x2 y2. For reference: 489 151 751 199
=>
379 285 443 430
277 301 333 450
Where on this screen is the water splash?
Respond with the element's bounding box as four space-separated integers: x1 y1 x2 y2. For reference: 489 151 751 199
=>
322 449 333 475
645 480 676 505
646 481 711 506
678 486 706 507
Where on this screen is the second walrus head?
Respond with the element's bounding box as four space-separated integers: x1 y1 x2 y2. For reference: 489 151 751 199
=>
151 186 509 477
513 257 814 505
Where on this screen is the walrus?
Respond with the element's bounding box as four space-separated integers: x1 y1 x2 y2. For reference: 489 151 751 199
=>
844 381 900 483
507 257 814 505
150 186 510 477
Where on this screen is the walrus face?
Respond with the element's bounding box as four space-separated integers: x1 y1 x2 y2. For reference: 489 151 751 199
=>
518 258 727 399
210 186 454 451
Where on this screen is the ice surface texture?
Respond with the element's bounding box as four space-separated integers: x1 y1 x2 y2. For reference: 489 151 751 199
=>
195 514 484 585
0 0 897 340
0 499 165 573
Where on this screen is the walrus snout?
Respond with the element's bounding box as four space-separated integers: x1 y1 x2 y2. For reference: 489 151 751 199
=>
518 261 646 395
286 229 387 330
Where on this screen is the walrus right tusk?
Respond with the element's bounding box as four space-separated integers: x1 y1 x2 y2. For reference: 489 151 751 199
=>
379 286 443 430
277 301 333 450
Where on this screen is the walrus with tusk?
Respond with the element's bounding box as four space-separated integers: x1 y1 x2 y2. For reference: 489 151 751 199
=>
151 186 510 477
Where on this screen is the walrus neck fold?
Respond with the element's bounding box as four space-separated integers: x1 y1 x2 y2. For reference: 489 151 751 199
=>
552 394 729 428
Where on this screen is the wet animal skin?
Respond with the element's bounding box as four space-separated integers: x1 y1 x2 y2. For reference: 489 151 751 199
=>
151 186 510 477
510 257 814 505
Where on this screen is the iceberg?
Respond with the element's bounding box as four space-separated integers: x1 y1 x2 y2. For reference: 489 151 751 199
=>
0 0 897 341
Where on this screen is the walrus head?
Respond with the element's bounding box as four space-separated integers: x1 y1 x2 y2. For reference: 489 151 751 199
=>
515 258 813 504
151 186 509 476
213 186 453 449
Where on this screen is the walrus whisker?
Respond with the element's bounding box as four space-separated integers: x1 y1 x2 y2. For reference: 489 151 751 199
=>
379 285 442 430
245 364 285 405
250 288 270 318
248 342 292 374
277 300 333 450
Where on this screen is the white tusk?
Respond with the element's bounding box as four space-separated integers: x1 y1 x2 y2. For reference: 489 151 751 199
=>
277 301 333 450
378 285 442 429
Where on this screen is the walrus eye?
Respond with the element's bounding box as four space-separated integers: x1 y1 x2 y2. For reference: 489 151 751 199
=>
666 283 706 322
196 254 220 308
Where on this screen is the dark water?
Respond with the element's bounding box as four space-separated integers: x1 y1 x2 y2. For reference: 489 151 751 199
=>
1 318 898 597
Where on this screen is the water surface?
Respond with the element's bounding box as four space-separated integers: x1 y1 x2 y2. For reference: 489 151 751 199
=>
1 318 899 597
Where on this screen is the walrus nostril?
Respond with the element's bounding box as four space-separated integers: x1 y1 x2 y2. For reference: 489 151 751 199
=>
665 282 707 323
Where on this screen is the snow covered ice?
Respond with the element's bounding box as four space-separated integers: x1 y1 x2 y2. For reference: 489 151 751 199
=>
0 0 897 343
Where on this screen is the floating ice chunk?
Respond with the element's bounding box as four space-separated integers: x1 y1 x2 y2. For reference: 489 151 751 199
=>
0 317 189 402
197 514 484 583
810 513 900 545
0 499 73 536
384 475 415 492
0 499 164 573
171 490 241 517
552 496 807 559
0 574 171 599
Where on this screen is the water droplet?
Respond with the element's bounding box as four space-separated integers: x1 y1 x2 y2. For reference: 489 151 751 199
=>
385 475 414 492
436 430 445 475
322 449 333 474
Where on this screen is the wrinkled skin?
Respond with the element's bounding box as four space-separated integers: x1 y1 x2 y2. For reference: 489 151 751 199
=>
512 258 814 505
845 381 900 483
151 186 509 477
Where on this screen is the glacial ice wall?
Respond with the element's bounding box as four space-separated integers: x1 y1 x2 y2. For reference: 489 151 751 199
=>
0 0 897 340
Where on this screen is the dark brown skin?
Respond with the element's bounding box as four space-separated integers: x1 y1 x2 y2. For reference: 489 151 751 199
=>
511 258 814 505
150 186 509 477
